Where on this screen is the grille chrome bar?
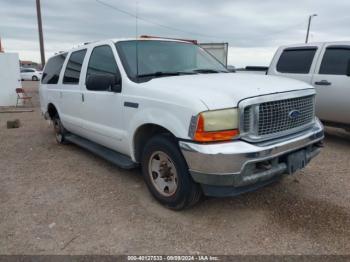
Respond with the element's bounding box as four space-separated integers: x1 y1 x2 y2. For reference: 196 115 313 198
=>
239 90 316 142
258 95 314 136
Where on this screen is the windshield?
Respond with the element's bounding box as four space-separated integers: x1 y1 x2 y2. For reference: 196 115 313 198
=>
115 40 228 82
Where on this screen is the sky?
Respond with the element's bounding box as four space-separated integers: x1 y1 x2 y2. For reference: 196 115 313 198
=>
1 0 350 67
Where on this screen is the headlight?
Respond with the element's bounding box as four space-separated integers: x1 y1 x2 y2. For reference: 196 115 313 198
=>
189 108 239 142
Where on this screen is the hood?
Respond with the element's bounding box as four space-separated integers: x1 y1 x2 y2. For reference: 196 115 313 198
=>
139 73 314 110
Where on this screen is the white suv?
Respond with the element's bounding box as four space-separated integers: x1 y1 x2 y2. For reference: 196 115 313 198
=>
40 38 324 209
268 42 350 131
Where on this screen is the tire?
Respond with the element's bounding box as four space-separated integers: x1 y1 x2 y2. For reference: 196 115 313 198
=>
32 75 38 81
52 114 69 144
141 135 202 210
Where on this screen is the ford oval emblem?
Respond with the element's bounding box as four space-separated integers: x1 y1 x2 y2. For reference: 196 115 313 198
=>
289 110 301 119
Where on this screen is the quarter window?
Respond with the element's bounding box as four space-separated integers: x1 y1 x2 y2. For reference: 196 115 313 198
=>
42 53 67 84
319 47 350 75
63 49 87 84
277 48 317 74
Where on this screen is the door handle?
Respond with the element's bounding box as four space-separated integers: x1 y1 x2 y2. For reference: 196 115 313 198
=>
81 93 85 102
314 80 331 86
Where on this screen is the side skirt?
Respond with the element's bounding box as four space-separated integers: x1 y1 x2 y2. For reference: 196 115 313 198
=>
65 134 138 169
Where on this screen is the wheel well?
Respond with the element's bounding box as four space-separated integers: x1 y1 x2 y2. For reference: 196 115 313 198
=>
47 103 58 119
133 124 176 162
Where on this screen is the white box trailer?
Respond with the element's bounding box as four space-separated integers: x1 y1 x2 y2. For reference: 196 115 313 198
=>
0 53 21 106
199 42 228 67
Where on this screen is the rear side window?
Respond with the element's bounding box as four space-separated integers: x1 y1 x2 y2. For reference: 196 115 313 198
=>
277 48 317 74
63 49 87 84
86 45 119 81
319 47 350 75
42 53 67 84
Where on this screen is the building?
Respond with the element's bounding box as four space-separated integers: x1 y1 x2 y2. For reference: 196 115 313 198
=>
20 60 41 70
0 53 21 106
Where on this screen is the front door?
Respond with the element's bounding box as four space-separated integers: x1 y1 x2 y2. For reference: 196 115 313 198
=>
79 44 124 151
312 44 350 124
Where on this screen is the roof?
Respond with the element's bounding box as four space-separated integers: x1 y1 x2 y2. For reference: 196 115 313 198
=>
279 41 350 49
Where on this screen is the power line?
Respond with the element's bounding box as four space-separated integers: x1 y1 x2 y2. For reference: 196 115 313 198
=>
94 0 223 40
94 0 312 43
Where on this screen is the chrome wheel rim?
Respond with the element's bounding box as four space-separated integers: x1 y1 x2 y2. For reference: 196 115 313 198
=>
148 151 178 197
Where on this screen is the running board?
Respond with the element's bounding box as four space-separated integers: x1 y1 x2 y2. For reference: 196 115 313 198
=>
65 134 137 169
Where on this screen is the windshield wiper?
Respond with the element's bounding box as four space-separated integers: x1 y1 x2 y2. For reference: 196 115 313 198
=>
192 69 228 74
137 71 196 78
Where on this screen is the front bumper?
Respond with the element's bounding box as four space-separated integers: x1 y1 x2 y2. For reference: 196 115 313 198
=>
179 119 324 196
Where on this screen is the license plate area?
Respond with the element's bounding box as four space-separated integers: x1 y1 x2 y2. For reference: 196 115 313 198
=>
287 150 307 174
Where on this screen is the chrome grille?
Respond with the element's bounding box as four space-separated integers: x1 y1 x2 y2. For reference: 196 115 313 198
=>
240 94 315 141
258 95 314 136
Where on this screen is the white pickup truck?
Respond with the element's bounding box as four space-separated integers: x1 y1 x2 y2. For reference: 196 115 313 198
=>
39 38 324 209
268 42 350 130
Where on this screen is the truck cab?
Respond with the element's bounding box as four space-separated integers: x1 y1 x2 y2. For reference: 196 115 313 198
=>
268 42 350 129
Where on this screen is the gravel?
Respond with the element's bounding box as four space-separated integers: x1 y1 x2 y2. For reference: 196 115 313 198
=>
0 81 349 255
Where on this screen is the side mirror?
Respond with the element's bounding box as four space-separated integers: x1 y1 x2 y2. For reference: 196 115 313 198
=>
86 74 122 92
347 59 350 77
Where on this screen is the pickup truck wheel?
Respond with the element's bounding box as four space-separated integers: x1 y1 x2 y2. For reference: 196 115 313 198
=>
141 135 202 210
52 115 68 144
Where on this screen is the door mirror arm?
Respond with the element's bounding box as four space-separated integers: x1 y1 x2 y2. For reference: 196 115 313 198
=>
346 59 350 77
110 73 122 93
110 83 122 93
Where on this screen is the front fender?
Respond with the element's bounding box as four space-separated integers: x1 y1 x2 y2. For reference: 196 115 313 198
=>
126 106 194 161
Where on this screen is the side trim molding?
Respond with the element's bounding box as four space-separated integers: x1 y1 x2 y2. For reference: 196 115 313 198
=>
124 102 139 108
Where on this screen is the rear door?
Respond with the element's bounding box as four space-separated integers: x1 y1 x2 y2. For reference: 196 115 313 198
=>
268 45 321 84
312 44 350 124
60 48 87 134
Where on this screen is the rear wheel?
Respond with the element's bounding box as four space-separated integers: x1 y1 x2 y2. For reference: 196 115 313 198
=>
141 135 202 210
52 114 68 144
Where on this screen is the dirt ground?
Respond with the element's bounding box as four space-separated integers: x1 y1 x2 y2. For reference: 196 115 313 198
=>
0 81 349 255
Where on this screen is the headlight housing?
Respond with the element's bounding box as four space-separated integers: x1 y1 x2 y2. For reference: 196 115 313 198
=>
189 108 239 142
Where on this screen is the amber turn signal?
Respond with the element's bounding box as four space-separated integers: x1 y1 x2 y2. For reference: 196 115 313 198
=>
193 113 239 142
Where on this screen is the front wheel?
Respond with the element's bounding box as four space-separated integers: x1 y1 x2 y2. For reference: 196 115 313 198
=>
141 135 202 210
32 75 38 81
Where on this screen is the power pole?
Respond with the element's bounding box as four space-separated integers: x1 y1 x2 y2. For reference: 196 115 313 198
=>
305 14 317 44
36 0 45 68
